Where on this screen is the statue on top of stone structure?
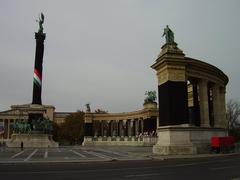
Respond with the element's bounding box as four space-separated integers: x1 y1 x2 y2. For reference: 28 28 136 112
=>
144 91 157 104
36 13 44 34
162 25 174 44
85 103 91 112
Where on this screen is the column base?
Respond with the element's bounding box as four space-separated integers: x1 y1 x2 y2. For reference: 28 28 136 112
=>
153 125 227 155
153 145 196 155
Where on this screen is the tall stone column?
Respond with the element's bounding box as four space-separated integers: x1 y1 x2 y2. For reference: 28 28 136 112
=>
199 79 210 127
32 32 45 105
29 15 46 127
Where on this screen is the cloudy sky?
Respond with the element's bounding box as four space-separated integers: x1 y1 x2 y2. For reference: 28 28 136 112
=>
0 0 239 112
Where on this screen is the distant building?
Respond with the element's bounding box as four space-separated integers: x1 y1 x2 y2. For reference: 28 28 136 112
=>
0 102 158 145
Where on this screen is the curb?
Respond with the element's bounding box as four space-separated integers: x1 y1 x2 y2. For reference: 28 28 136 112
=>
0 157 153 165
150 152 240 160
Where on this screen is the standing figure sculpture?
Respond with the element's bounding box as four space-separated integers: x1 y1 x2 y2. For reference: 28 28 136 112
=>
144 91 157 104
85 103 91 112
36 13 44 34
162 25 174 44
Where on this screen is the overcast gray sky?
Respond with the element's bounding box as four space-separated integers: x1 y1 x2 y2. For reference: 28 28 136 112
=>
0 0 239 112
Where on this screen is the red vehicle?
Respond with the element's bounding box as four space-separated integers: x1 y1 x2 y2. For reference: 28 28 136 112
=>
211 136 235 153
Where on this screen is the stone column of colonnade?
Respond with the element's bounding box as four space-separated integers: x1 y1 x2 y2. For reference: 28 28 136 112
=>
139 118 144 134
8 119 11 139
123 120 127 137
108 120 118 137
135 119 139 136
126 120 129 136
113 120 118 136
127 120 134 137
93 118 145 138
211 84 227 128
191 79 227 129
109 120 113 136
100 120 104 136
2 119 11 139
3 119 7 139
189 79 200 126
119 120 123 137
7 119 10 139
198 79 210 127
219 87 227 128
212 84 221 128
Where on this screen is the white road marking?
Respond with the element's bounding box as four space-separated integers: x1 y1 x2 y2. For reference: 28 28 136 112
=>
24 149 38 161
82 150 112 159
11 150 25 159
44 149 48 159
70 150 86 158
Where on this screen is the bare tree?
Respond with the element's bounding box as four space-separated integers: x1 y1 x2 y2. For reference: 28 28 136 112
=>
227 99 240 130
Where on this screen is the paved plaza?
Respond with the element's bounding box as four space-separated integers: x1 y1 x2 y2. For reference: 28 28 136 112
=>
0 146 154 163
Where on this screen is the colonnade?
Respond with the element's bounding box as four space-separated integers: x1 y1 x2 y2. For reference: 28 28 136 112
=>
92 118 156 138
0 118 26 139
189 79 227 128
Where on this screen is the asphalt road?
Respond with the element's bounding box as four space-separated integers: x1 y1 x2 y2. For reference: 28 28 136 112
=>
0 154 240 180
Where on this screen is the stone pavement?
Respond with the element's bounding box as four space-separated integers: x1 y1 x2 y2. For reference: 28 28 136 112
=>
0 146 239 164
0 146 153 163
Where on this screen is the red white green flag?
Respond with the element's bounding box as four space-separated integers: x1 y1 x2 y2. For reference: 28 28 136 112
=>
33 69 42 87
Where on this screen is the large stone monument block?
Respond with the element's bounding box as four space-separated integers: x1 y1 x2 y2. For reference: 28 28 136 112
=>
151 26 228 155
7 133 58 148
158 81 188 126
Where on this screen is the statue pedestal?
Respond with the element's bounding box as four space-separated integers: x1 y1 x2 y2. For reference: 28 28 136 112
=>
7 133 58 148
143 102 157 109
82 136 93 146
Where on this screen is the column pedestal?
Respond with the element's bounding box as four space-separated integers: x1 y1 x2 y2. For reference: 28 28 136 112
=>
153 125 227 155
